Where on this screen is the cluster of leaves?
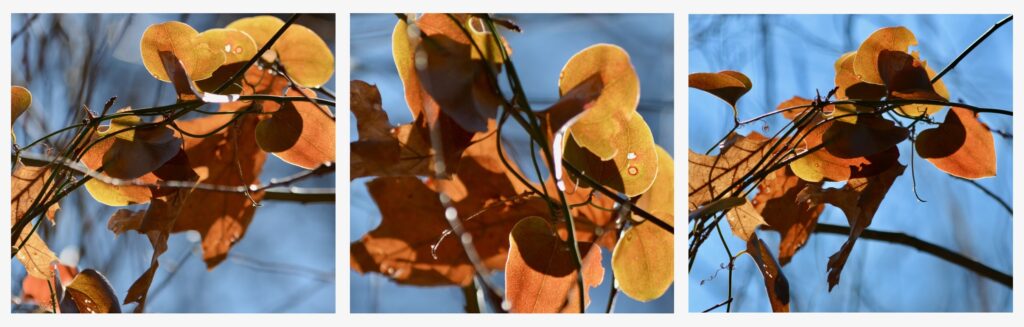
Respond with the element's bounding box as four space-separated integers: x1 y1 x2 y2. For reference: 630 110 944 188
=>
351 14 673 313
689 26 1003 312
11 15 335 313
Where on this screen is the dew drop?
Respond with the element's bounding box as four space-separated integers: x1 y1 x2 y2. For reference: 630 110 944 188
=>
224 44 232 53
444 207 458 221
626 152 637 160
627 166 639 176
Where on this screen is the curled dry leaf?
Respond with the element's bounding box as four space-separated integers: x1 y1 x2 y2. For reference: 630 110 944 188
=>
505 216 604 313
798 163 905 291
612 143 674 302
140 21 225 83
255 88 336 169
689 70 752 109
915 107 997 179
349 81 473 179
746 233 791 312
558 44 640 160
12 85 31 122
226 15 335 87
351 134 549 286
393 14 506 133
60 269 122 313
752 166 824 265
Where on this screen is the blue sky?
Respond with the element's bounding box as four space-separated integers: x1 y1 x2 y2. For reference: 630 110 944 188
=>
689 14 1013 312
350 13 674 313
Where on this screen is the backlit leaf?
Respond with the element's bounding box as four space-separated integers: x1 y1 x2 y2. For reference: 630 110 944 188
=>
688 132 774 210
834 51 885 103
798 163 905 290
21 263 77 310
140 21 225 83
60 269 121 313
562 111 658 197
877 50 949 117
505 216 604 313
81 110 184 180
12 166 60 281
689 70 752 108
746 233 790 312
196 28 257 65
725 199 766 242
789 118 902 182
226 15 335 87
853 26 918 85
915 107 996 179
255 88 336 169
612 145 673 302
752 166 824 265
559 44 640 160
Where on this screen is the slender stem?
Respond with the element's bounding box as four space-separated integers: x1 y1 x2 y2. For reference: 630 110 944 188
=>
931 15 1013 83
813 223 1011 288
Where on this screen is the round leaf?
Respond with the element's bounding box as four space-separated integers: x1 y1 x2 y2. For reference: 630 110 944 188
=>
689 70 752 108
853 26 918 85
255 89 336 169
140 21 225 82
915 107 996 179
559 44 640 159
12 85 31 123
226 15 335 87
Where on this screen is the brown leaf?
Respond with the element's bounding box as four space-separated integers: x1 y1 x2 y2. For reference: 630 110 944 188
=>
834 51 886 102
60 269 121 313
689 70 752 108
789 118 902 182
505 216 604 313
746 233 790 312
798 163 905 291
81 112 184 180
752 167 824 265
171 111 266 268
916 107 997 179
12 166 61 281
393 14 506 133
351 134 549 286
877 50 949 116
350 80 475 180
688 131 774 210
821 115 908 159
853 26 918 85
725 199 766 242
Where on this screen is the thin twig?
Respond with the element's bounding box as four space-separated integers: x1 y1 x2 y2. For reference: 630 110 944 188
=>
931 15 1013 83
813 223 1011 288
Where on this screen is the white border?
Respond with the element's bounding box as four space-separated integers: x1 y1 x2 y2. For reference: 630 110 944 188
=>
0 0 1021 325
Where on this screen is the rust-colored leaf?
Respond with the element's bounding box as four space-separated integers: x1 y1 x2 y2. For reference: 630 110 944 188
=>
351 134 548 286
171 109 266 268
392 14 506 133
12 85 32 123
916 107 996 179
255 88 336 169
877 50 949 116
81 111 184 180
689 70 752 108
853 26 918 85
12 166 61 281
746 233 790 312
21 263 77 310
798 163 905 290
834 51 886 103
752 166 824 265
789 117 902 182
505 216 604 313
60 269 121 313
688 131 774 210
350 81 474 179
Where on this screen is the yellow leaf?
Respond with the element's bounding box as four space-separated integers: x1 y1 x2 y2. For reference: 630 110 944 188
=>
140 21 225 82
226 15 335 87
559 44 640 160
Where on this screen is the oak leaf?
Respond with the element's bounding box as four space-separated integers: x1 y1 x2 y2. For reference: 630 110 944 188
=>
752 166 824 265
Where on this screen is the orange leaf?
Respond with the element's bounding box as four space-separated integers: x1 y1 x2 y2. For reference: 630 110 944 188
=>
171 111 266 269
688 132 775 210
916 107 997 179
877 50 949 116
746 233 790 312
505 217 604 313
226 16 335 87
255 88 336 169
689 70 752 108
789 118 903 182
140 21 225 83
12 85 31 123
21 263 77 311
798 163 905 291
834 51 885 102
558 44 640 160
12 166 61 281
81 111 184 180
725 199 766 241
351 133 549 286
752 167 824 265
853 26 918 85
